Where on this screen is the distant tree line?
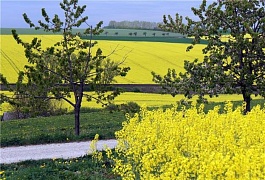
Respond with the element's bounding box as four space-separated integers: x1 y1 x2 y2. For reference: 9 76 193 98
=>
106 20 161 30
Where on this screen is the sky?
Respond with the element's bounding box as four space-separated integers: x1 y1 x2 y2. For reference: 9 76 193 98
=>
1 0 209 28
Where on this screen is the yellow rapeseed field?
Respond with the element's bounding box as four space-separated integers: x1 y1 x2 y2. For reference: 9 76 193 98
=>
0 35 62 82
0 35 205 83
96 102 265 179
0 90 263 114
96 40 205 84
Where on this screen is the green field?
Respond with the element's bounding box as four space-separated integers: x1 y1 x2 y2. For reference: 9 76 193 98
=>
1 28 209 43
1 28 182 37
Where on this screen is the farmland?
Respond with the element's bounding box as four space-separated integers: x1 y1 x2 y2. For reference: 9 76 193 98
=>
0 29 264 112
0 28 264 179
109 103 265 179
1 0 265 178
1 28 183 37
1 90 263 115
0 33 205 83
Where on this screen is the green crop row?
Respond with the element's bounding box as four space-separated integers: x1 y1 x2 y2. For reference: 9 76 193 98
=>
1 28 181 37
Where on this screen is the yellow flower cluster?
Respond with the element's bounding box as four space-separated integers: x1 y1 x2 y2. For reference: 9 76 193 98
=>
90 134 105 168
109 102 265 179
0 171 6 180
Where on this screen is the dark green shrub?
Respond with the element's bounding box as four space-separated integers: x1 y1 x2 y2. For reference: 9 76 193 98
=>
10 94 67 119
132 88 141 93
120 101 140 114
105 102 140 114
105 104 120 113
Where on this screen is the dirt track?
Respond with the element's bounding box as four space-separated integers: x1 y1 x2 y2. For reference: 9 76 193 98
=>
0 139 117 164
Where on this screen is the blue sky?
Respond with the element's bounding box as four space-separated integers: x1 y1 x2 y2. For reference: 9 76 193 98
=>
1 0 208 28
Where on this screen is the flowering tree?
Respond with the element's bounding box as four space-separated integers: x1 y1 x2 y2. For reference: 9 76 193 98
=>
152 0 265 113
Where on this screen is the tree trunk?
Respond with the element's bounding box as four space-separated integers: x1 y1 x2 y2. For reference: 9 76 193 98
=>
74 84 84 136
74 104 81 136
242 88 251 114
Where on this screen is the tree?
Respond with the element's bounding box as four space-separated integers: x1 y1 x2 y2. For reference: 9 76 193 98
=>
106 20 160 30
108 20 116 28
152 0 265 113
12 0 130 135
0 74 11 105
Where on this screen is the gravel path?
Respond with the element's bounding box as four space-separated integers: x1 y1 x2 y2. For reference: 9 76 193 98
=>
0 140 117 164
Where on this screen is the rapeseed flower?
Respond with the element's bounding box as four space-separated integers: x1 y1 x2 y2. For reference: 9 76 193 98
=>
107 103 265 179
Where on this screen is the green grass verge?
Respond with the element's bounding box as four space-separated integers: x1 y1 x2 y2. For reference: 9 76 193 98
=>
0 111 125 147
0 153 120 180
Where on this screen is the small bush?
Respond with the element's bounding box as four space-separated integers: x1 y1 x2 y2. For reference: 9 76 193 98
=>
105 104 120 113
132 88 141 93
9 95 67 119
105 102 140 114
119 102 140 114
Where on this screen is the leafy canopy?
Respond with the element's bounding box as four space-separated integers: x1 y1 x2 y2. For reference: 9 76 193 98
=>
10 0 130 134
152 0 265 112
